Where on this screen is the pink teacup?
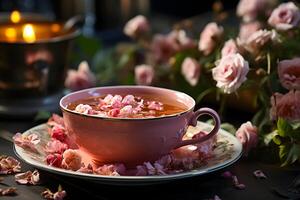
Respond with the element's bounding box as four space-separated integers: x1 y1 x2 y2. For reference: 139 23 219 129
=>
60 86 220 167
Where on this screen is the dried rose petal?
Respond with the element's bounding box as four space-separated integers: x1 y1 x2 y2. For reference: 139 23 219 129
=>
50 126 66 142
0 187 17 196
46 154 63 168
41 185 66 200
221 171 233 179
94 164 126 176
77 164 93 174
62 149 82 171
0 156 21 174
210 195 222 200
15 170 40 185
253 170 267 179
45 139 68 154
47 114 65 128
13 133 40 153
232 175 246 190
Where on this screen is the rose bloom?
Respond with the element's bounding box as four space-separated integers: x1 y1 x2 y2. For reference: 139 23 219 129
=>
235 121 258 155
62 149 82 171
181 57 201 86
212 53 249 94
278 58 300 90
237 0 275 22
169 29 196 50
123 15 150 38
238 21 262 43
221 39 239 57
134 64 155 85
243 29 277 53
151 34 179 63
198 22 223 56
268 2 300 31
65 61 96 91
270 91 300 122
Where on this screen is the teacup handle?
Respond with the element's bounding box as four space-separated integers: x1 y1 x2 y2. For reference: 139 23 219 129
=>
174 107 220 149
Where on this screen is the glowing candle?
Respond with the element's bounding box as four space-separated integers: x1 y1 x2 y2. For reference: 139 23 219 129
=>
4 27 17 42
10 11 21 23
22 24 36 43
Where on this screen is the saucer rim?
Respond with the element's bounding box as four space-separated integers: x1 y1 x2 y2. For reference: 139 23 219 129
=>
14 122 242 183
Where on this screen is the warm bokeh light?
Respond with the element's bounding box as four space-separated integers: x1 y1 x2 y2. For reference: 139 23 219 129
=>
4 28 17 41
51 23 60 32
10 11 21 23
22 24 36 43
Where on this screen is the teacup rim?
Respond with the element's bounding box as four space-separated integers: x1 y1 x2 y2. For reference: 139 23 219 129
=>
60 85 195 121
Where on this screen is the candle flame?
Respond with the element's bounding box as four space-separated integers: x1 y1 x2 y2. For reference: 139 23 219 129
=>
22 24 36 43
5 28 17 42
10 11 21 23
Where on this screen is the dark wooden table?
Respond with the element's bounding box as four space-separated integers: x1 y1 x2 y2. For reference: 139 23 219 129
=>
0 118 299 200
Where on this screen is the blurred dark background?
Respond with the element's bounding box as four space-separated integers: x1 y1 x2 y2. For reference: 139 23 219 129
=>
0 0 240 33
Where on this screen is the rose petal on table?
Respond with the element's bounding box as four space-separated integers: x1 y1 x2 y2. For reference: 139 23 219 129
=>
221 171 233 179
209 195 222 200
15 170 40 185
0 156 21 174
232 175 246 190
41 185 66 200
0 187 17 196
253 170 267 179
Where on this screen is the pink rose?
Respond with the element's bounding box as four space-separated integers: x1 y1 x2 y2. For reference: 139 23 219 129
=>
238 21 262 43
241 29 278 54
236 122 258 155
237 0 275 22
198 22 223 56
123 15 150 38
62 149 82 171
270 91 300 122
212 53 249 94
134 64 154 85
181 57 201 86
151 34 179 63
268 2 300 31
168 29 196 50
65 61 96 91
278 58 300 90
221 39 239 57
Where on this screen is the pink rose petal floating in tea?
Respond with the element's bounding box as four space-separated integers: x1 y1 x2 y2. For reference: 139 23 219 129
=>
0 156 21 175
70 94 176 118
15 170 40 185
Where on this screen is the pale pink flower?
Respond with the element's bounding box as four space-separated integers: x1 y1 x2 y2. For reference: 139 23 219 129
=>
119 105 135 117
13 133 40 153
123 15 150 38
268 2 300 31
65 61 96 91
212 53 249 94
0 156 21 174
151 34 179 63
243 29 278 53
121 95 135 105
198 22 224 55
235 121 258 155
278 58 300 90
147 101 163 111
270 91 300 122
238 21 262 43
221 39 239 57
62 149 82 171
168 29 196 50
237 0 271 22
181 57 201 86
134 64 154 85
45 139 68 154
15 170 40 185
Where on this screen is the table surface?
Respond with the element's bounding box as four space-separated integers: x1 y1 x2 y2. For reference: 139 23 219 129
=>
0 118 299 200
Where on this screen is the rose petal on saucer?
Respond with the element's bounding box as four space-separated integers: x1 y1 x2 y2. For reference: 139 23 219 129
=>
13 133 40 153
45 139 68 154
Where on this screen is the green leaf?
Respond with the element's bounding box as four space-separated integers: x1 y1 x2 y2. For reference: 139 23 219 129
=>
264 130 277 145
279 145 289 160
281 144 300 167
277 118 293 137
272 134 282 145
